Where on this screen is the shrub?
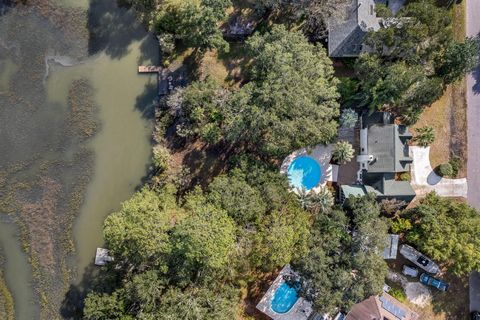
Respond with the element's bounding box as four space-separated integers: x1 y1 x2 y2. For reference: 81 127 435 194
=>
375 3 393 17
438 163 453 177
414 126 435 147
449 156 461 177
153 145 171 172
391 217 412 234
339 108 358 128
337 78 359 106
389 287 407 303
332 141 355 164
399 172 411 181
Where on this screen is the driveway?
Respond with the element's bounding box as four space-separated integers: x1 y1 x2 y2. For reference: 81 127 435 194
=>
410 146 468 198
467 0 480 208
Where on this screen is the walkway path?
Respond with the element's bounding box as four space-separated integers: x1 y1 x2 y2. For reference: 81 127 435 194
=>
467 0 480 208
410 146 467 198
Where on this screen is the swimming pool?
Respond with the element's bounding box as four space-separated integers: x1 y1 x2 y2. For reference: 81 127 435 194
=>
287 156 322 191
271 282 299 314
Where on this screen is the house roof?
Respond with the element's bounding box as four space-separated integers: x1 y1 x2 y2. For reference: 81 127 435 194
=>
345 296 381 320
328 0 382 57
346 292 419 320
367 124 412 173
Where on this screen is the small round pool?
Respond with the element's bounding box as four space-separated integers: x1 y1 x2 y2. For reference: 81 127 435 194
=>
287 156 321 191
271 282 299 314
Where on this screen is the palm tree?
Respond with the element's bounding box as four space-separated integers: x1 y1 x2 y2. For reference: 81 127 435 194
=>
296 187 313 210
414 126 435 147
296 187 334 215
332 140 355 164
309 187 334 215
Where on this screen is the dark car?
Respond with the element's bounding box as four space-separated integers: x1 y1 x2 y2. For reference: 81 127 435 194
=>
420 273 449 291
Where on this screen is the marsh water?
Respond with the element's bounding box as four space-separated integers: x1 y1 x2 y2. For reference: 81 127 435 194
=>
0 0 158 318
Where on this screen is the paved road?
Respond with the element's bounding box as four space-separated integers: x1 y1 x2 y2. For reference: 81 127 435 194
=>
470 271 480 312
467 0 480 209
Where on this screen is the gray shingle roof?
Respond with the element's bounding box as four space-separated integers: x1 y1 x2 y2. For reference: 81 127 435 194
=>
328 0 383 57
367 124 412 173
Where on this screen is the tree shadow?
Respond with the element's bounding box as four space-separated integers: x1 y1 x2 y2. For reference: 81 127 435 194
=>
427 169 442 185
134 81 157 119
182 141 232 188
136 34 161 66
59 263 122 319
87 0 149 59
472 63 480 95
471 33 480 95
430 272 469 319
217 42 252 85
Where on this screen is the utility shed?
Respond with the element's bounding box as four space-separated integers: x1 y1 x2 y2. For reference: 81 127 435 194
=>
383 234 399 260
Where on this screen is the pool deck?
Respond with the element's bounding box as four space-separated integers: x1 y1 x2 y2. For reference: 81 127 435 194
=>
280 144 337 194
256 265 313 320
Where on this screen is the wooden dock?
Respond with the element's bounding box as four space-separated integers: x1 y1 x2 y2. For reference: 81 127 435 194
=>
138 65 163 73
138 65 171 96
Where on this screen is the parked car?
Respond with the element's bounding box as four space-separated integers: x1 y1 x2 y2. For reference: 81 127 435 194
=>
402 265 419 278
399 244 440 274
420 273 449 291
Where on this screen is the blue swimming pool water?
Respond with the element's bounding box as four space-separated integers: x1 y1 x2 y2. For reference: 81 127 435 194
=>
271 282 299 314
287 156 322 191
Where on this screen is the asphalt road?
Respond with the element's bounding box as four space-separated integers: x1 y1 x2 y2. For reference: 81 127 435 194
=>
467 0 480 209
471 272 480 312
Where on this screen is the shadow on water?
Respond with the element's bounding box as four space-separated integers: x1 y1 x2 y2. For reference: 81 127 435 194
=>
135 81 158 119
87 0 150 59
60 263 125 319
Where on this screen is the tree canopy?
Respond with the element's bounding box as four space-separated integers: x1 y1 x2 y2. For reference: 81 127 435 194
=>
293 195 388 313
400 193 480 276
84 159 315 318
170 25 340 159
103 185 181 270
155 0 231 52
171 189 236 284
354 0 478 122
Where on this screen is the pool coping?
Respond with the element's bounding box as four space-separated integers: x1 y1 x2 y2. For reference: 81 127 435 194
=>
256 265 313 320
280 144 337 194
